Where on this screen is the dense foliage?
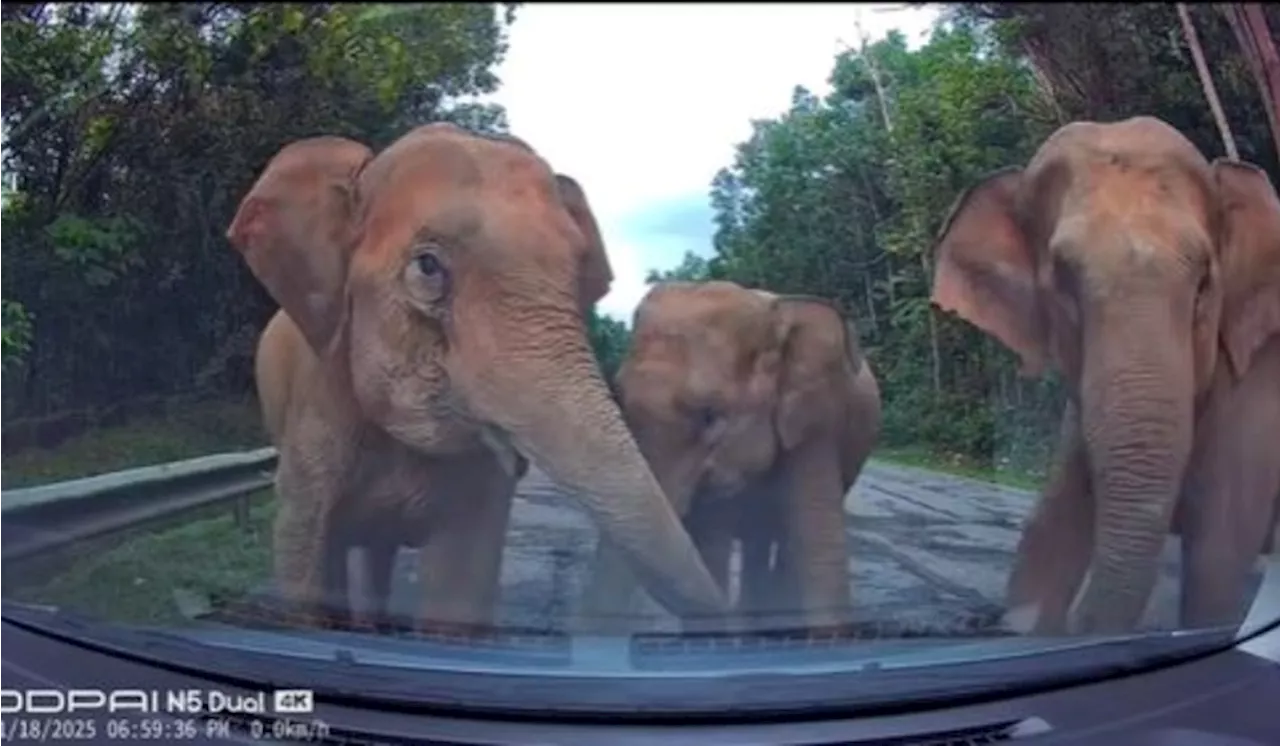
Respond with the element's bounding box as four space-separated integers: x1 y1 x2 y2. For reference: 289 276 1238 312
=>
3 3 1276 478
2 2 517 417
651 4 1278 475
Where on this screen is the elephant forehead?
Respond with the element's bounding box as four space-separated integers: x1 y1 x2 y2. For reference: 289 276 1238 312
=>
360 132 562 231
623 339 745 411
648 295 772 343
1048 188 1214 279
638 321 758 381
1029 125 1217 248
356 178 576 270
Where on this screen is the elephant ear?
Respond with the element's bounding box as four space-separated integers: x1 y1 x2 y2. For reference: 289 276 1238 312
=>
771 296 854 451
555 174 614 315
931 167 1048 377
226 136 374 355
1212 159 1280 380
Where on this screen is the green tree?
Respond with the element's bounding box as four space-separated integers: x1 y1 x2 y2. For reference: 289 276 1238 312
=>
585 308 632 389
2 3 517 418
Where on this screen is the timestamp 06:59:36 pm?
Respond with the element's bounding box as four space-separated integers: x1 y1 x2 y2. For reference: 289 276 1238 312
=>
1 714 332 742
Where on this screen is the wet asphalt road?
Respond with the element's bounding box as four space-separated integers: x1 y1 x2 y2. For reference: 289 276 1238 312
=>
373 460 1212 635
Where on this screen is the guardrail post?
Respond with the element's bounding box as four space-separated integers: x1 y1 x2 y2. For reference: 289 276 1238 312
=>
233 494 251 530
549 547 572 629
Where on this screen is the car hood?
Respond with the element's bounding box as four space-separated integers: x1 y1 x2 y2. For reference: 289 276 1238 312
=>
152 620 1237 678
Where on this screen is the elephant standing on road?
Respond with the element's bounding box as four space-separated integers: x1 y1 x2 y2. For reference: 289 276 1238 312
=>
229 124 727 632
578 281 882 632
930 116 1280 636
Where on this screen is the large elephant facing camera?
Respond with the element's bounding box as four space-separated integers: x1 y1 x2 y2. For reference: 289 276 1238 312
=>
578 281 882 632
930 116 1280 636
228 123 727 631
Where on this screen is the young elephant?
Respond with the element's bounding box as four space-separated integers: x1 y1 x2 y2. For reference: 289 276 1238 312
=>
228 124 727 632
930 116 1280 636
577 281 882 633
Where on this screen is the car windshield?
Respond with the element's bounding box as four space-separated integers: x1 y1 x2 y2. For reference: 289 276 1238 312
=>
3 1 1279 718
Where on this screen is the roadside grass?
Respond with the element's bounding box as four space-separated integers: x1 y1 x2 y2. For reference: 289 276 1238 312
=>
7 491 277 626
872 445 1045 492
4 396 275 626
1 397 266 489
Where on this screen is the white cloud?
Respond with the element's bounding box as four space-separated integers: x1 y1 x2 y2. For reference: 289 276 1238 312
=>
483 3 939 322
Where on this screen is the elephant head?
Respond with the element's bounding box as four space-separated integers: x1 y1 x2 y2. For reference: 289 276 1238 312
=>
618 280 864 517
930 116 1280 634
225 124 727 618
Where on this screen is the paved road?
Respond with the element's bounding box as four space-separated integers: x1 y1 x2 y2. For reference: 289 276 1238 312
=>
370 460 1216 636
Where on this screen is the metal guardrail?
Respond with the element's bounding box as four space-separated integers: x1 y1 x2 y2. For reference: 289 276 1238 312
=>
1 447 278 563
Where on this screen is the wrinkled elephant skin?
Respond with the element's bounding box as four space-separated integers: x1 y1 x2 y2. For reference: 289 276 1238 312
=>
929 116 1280 636
229 125 727 632
578 280 882 633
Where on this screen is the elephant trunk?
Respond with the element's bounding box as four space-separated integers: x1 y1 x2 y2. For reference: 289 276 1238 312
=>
468 306 729 619
1073 303 1195 634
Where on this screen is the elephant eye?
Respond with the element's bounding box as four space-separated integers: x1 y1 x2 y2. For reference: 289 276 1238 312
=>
416 252 444 277
407 247 450 305
695 407 717 430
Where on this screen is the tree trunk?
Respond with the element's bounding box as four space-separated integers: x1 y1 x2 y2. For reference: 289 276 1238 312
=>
1221 4 1280 161
1177 3 1240 159
863 270 880 337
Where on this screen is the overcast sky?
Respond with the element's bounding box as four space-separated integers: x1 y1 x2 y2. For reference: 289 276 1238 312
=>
483 3 940 322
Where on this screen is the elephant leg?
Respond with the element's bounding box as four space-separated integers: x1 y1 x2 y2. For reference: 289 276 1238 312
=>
1178 343 1280 629
1004 401 1094 636
345 546 375 631
681 499 734 634
415 462 517 633
770 535 803 623
687 499 735 592
367 542 399 631
347 542 398 632
737 531 773 628
777 440 852 628
736 484 787 629
271 476 338 630
319 534 353 629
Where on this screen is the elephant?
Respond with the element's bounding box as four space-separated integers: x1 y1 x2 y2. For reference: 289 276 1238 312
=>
929 115 1280 636
226 123 728 632
577 280 882 633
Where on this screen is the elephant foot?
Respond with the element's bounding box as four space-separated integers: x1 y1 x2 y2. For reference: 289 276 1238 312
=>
1000 602 1040 635
1000 601 1073 636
